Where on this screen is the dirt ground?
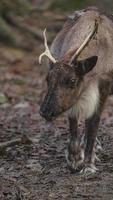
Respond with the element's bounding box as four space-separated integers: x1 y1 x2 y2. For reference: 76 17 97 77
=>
0 11 113 200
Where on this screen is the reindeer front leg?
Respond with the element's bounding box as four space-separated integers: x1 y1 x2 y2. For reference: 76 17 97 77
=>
83 112 101 174
66 116 84 172
82 82 110 174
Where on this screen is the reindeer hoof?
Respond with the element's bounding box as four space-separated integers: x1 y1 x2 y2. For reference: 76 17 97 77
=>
79 164 98 175
65 149 84 173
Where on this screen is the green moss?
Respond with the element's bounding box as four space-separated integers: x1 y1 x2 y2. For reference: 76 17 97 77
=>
50 0 90 12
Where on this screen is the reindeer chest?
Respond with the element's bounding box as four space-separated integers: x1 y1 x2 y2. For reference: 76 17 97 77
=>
69 83 100 119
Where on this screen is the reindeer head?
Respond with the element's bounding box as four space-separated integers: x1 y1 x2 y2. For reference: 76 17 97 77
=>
39 21 98 121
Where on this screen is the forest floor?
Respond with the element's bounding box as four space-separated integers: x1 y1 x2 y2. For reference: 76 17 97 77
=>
0 10 113 200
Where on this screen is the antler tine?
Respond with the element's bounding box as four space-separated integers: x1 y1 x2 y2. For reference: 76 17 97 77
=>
39 28 57 64
70 20 98 64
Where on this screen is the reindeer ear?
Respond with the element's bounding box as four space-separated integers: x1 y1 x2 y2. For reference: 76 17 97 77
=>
74 56 98 76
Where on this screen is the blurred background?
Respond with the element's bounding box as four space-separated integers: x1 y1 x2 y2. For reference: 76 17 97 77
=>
0 0 112 106
0 1 113 199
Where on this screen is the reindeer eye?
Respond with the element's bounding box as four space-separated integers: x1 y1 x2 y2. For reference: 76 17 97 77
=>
69 79 77 88
62 78 76 88
71 79 76 84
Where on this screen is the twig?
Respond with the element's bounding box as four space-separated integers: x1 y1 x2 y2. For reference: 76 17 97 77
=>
0 135 39 151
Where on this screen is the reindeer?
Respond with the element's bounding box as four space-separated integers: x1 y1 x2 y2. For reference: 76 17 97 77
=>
39 7 113 174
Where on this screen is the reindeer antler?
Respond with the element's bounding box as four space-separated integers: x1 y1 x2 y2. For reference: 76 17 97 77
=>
70 20 98 64
39 29 57 64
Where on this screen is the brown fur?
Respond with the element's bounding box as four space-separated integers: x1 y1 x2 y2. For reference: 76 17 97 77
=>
40 7 113 173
